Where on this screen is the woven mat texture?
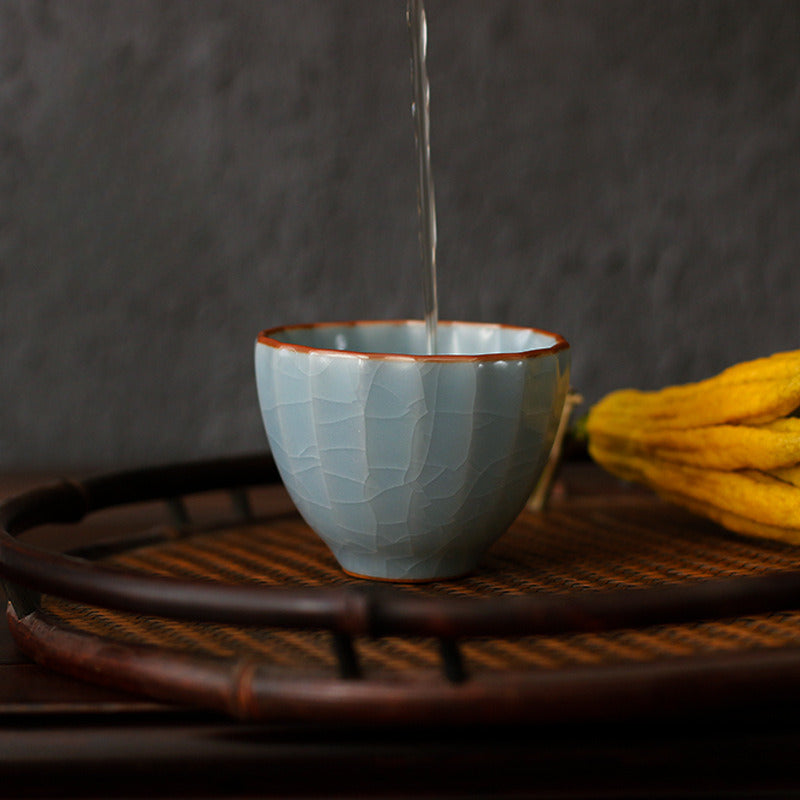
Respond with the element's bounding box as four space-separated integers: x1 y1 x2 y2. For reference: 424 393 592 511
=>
42 497 800 675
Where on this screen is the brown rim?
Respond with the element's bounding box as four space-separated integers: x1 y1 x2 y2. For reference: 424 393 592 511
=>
256 320 570 362
6 454 800 724
5 455 800 638
12 604 800 725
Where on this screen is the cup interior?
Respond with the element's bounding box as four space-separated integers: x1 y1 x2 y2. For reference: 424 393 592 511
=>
262 320 566 359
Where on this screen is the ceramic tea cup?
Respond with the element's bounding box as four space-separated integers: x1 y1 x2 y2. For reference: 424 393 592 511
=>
255 320 570 581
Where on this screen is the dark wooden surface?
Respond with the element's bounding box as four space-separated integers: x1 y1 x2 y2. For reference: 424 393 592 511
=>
3 465 800 799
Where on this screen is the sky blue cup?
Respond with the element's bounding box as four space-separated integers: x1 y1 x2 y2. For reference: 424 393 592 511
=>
255 320 570 581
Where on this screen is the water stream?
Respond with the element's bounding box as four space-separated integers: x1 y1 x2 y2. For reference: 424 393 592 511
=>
407 0 439 355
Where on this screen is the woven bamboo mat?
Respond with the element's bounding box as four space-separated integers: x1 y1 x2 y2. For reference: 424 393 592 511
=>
40 494 800 676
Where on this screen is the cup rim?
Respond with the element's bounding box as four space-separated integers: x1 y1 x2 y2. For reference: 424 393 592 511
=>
256 319 569 362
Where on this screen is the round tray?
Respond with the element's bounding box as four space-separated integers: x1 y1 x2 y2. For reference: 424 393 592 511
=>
4 453 800 725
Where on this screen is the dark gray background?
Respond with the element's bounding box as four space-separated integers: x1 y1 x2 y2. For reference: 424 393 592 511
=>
2 0 799 470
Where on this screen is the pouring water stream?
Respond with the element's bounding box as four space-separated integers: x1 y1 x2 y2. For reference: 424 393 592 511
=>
408 0 439 355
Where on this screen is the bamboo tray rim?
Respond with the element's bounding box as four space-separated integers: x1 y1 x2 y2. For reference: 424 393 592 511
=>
5 453 800 724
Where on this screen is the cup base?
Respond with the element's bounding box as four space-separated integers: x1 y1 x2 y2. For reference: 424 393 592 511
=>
340 565 474 584
333 549 482 583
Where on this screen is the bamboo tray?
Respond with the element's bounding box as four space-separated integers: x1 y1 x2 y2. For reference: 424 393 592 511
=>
3 453 800 725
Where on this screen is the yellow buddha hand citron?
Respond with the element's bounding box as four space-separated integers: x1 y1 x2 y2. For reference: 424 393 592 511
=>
585 350 800 544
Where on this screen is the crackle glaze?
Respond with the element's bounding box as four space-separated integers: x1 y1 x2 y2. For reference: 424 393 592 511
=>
255 320 570 581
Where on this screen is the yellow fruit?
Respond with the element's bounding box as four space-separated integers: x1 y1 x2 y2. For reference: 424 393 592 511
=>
585 350 800 545
589 418 800 471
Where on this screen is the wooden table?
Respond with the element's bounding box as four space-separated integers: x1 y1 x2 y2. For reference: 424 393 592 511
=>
3 464 800 799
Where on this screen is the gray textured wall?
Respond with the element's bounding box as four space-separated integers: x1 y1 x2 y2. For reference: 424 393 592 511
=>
2 0 800 470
